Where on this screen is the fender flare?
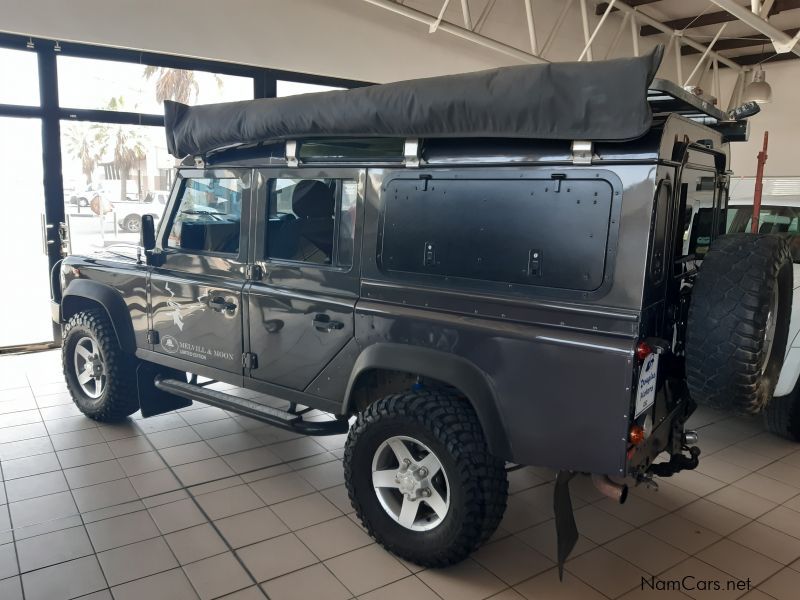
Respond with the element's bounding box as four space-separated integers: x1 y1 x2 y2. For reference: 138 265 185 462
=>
343 343 511 458
61 279 137 353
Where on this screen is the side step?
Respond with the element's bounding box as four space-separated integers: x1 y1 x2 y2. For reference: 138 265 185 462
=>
154 377 349 436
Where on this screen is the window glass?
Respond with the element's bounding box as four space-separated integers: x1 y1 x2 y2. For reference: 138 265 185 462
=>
299 138 403 162
0 48 39 106
679 168 717 257
60 121 169 256
168 178 244 254
57 56 253 114
0 117 52 347
276 81 344 97
727 205 800 235
266 178 355 267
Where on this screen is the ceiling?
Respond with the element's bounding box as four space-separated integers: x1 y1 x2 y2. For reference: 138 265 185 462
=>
385 0 800 68
614 0 800 66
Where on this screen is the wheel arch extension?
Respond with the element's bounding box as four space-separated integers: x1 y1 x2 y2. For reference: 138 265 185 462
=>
342 343 511 459
61 279 137 354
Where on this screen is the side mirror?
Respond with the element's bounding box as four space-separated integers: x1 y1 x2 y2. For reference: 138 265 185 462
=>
141 214 156 252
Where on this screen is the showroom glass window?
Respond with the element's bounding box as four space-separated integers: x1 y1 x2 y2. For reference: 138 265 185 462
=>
277 80 344 97
57 56 254 114
0 48 39 105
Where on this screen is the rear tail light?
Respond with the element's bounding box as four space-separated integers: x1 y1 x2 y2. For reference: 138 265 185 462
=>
629 424 645 445
635 341 652 361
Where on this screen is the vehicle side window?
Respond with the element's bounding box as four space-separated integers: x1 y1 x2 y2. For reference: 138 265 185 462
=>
679 169 717 257
266 178 357 267
167 177 244 254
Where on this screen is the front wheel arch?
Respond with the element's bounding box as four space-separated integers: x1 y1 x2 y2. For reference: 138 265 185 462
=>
61 279 137 353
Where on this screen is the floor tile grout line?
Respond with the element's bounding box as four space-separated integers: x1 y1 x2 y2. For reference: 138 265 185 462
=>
7 360 800 599
505 456 800 598
0 461 26 600
25 372 115 600
140 419 272 600
131 410 368 599
0 443 345 543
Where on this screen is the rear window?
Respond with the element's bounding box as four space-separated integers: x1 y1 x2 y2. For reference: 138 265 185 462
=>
379 176 614 291
728 205 800 235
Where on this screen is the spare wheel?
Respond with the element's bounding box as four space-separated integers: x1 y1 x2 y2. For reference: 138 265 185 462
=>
686 233 792 414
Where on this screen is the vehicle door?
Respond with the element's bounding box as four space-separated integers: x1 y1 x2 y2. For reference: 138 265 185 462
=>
149 168 252 378
246 169 362 390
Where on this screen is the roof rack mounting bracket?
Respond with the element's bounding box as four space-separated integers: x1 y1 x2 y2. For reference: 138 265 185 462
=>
404 138 421 168
286 140 299 167
571 140 593 165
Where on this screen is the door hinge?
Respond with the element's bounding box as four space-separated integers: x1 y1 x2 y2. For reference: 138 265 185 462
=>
242 352 258 369
246 264 263 281
146 330 160 345
570 140 593 165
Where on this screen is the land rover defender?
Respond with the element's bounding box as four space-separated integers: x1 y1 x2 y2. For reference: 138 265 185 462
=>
51 47 793 572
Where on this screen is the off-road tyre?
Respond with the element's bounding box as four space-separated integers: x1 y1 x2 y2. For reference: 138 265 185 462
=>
344 390 508 567
764 388 800 441
686 233 792 414
62 309 139 422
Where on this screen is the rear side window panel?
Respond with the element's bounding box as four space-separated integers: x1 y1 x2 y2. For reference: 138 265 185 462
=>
378 171 621 297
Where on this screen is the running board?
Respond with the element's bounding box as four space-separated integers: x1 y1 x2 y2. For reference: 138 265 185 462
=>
154 377 349 436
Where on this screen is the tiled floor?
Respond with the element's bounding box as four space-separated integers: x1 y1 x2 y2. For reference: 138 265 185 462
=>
1 351 800 600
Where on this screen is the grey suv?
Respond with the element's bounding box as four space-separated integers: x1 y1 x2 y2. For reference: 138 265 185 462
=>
51 47 792 573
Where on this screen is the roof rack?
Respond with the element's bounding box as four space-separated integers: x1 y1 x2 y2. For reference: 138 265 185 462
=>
648 78 726 123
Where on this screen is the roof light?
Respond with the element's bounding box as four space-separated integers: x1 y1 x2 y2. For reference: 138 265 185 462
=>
744 70 772 105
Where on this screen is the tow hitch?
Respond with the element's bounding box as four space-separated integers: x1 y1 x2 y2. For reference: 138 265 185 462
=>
650 444 701 478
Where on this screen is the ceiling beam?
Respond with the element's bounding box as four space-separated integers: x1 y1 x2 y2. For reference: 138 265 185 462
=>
640 0 800 36
718 50 799 65
681 28 799 54
362 0 548 63
614 1 743 70
595 0 658 15
708 0 800 53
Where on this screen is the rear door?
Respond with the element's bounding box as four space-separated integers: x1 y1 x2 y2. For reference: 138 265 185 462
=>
149 168 252 377
246 168 362 390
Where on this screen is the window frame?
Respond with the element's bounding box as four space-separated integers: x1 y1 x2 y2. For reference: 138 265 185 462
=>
0 30 368 349
159 168 252 262
260 171 361 272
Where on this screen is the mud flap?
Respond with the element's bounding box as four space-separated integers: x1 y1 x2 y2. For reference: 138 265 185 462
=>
554 470 578 581
137 362 192 417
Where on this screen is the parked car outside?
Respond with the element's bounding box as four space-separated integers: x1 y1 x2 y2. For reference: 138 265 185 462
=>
113 190 170 233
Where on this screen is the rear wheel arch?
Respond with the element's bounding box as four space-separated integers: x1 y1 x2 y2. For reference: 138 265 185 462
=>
61 280 137 354
343 344 511 459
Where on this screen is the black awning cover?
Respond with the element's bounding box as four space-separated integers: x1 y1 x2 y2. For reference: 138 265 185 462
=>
165 46 664 158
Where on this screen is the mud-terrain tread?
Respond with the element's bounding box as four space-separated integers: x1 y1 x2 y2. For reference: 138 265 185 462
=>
344 390 508 567
62 309 139 422
686 233 792 414
764 389 800 441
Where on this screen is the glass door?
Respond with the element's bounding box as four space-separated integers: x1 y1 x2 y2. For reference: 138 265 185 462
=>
0 117 54 347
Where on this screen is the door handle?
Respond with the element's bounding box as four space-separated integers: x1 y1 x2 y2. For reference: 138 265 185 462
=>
313 314 344 332
207 296 237 313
